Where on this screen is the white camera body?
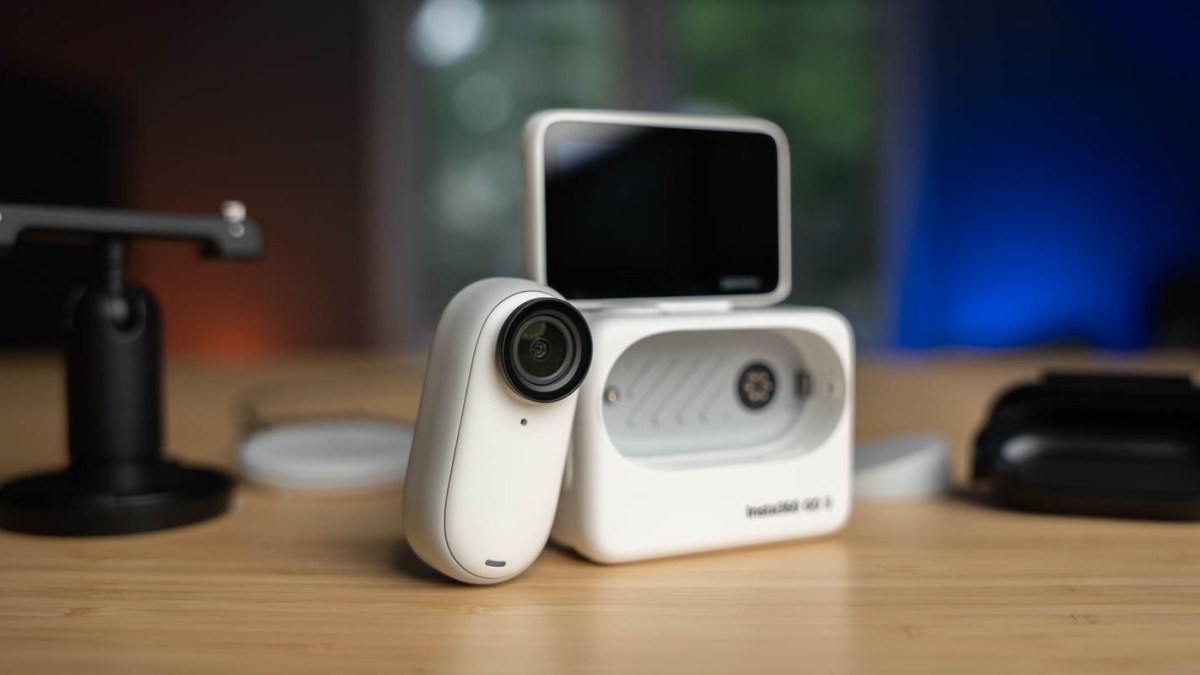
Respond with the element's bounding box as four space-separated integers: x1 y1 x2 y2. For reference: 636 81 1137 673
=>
552 307 854 563
403 277 591 584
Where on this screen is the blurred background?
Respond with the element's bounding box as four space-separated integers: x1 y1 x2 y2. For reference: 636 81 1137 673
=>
0 0 1197 357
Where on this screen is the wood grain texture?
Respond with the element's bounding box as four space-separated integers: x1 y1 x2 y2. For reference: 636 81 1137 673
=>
1 351 1198 674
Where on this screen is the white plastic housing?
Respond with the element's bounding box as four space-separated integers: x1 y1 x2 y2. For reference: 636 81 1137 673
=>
403 278 582 584
522 109 792 309
552 307 854 563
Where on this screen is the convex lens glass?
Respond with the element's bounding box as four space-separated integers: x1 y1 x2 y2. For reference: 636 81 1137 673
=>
515 317 572 382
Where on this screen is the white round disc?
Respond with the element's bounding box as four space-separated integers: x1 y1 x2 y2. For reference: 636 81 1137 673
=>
238 420 413 490
854 433 950 500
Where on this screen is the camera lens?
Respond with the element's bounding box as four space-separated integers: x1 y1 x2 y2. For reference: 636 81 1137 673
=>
514 317 572 382
498 297 592 402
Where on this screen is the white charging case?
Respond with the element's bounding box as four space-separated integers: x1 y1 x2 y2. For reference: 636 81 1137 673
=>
551 307 854 563
524 109 854 563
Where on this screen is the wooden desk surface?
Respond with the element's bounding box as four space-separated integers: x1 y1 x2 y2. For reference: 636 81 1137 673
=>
2 351 1198 674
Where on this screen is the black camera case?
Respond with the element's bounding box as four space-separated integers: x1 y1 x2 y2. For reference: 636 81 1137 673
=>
973 372 1200 520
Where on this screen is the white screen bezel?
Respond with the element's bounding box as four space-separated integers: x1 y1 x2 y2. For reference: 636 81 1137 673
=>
522 109 792 309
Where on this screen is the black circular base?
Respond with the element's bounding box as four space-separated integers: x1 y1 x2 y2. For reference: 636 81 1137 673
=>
0 461 233 536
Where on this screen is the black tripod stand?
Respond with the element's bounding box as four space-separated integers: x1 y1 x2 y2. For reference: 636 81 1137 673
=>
0 202 263 535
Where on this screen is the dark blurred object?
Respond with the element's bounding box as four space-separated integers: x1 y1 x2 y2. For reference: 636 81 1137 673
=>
0 72 121 348
0 1 369 356
0 203 261 536
974 372 1200 520
1154 272 1200 347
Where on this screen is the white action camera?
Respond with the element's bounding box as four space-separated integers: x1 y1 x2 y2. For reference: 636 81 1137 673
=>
523 109 855 562
403 278 592 583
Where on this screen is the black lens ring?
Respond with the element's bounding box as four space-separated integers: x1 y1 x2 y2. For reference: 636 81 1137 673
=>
497 297 592 403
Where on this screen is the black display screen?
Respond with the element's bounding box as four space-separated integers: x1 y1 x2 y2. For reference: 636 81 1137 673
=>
543 121 780 300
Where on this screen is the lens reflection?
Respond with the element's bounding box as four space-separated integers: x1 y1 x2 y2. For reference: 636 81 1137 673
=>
516 318 569 380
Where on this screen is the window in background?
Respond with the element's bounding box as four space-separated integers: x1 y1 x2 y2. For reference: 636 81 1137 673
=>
407 0 880 343
674 0 880 336
410 0 621 332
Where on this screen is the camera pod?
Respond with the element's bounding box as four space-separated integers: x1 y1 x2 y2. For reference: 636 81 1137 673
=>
403 278 591 584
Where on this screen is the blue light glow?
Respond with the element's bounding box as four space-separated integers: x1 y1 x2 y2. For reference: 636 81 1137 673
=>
890 0 1200 349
